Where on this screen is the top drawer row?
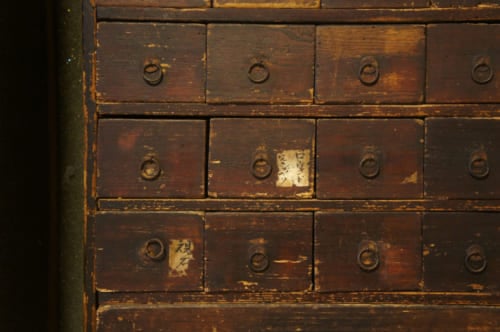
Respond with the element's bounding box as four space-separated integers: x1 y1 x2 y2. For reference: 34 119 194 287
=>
96 23 499 104
96 0 494 8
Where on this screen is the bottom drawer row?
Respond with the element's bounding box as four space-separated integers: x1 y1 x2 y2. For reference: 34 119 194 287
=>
95 212 499 293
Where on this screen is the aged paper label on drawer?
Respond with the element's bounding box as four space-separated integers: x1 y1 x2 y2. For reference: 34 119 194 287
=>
276 150 310 187
169 239 194 277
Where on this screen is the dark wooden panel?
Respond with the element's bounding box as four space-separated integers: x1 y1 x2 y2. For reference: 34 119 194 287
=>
316 25 425 104
95 212 204 292
97 304 500 331
207 24 314 103
317 119 423 199
96 0 209 6
427 24 500 103
97 119 206 198
425 118 500 199
322 0 428 8
214 0 319 7
315 212 422 291
208 118 315 198
432 0 497 6
96 23 206 102
423 213 500 292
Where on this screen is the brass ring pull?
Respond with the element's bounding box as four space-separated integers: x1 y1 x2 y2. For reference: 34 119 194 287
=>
471 56 494 85
249 250 270 273
468 150 489 180
358 56 380 86
248 62 270 84
140 155 161 181
359 151 381 179
251 156 272 180
357 240 380 272
143 61 163 86
143 238 166 262
465 244 487 274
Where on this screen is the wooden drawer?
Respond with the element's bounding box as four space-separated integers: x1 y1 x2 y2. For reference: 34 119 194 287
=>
97 304 500 331
427 24 500 103
208 118 315 198
315 25 425 104
315 212 422 291
317 119 423 199
97 119 206 198
96 23 206 102
205 213 312 292
321 0 428 8
423 213 500 292
214 0 319 7
207 24 315 103
95 212 204 292
425 118 500 199
95 0 209 6
431 0 497 7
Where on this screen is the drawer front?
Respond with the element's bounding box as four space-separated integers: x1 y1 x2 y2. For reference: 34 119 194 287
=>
97 305 500 331
95 212 204 292
425 118 500 199
96 23 206 102
317 119 423 199
321 0 428 8
214 0 319 7
315 25 425 104
205 213 313 292
431 0 496 7
427 24 500 103
315 212 422 291
207 24 315 103
97 119 206 198
423 213 500 292
95 0 209 6
208 118 315 198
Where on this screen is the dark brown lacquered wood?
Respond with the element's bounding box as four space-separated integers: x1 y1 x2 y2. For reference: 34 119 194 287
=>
208 118 315 198
96 22 206 102
214 0 319 7
425 118 500 199
427 24 500 103
322 0 428 8
315 212 422 292
95 212 204 292
96 0 209 7
423 213 500 292
316 25 425 104
317 119 423 199
97 119 206 198
432 0 497 6
207 24 314 103
205 213 313 292
97 304 500 331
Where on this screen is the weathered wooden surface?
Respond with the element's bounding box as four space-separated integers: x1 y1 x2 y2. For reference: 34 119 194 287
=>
315 212 422 291
423 212 500 292
97 119 206 198
322 0 428 8
425 118 500 199
96 23 206 102
97 304 500 331
316 25 425 104
95 212 204 292
96 0 209 6
207 24 314 103
427 24 500 103
208 118 315 198
214 0 319 7
317 119 423 198
205 213 312 291
431 0 497 6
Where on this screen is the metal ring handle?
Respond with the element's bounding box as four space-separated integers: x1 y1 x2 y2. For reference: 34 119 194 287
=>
140 155 161 181
465 244 487 274
471 56 494 85
357 240 380 272
251 157 272 180
143 238 166 262
468 150 489 180
249 250 270 273
359 151 381 179
358 56 380 86
143 62 163 86
248 62 270 84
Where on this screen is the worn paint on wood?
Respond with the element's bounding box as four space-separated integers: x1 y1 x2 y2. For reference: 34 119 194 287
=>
96 0 209 6
214 0 319 7
322 0 428 8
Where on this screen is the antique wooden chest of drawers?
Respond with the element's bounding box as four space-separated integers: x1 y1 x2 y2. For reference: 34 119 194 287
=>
84 1 500 331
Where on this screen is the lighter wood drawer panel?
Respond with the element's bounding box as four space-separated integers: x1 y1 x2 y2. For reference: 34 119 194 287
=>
321 0 428 8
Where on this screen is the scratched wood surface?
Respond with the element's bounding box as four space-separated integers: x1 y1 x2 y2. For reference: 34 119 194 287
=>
95 212 204 292
321 0 428 7
427 24 500 103
213 0 319 7
205 213 312 292
423 213 500 292
96 22 206 102
95 0 209 6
